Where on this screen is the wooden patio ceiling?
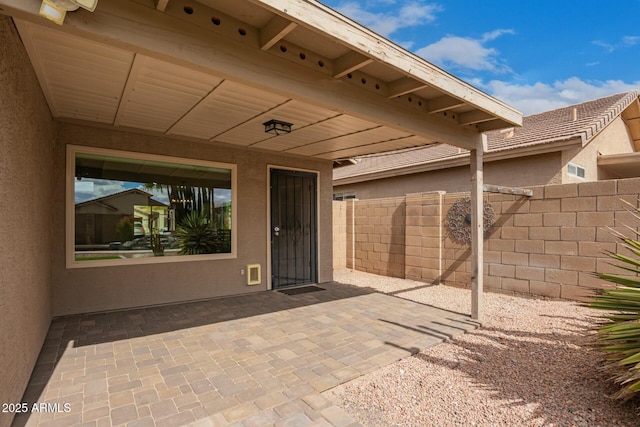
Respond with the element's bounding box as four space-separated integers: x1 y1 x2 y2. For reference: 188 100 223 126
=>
1 0 522 159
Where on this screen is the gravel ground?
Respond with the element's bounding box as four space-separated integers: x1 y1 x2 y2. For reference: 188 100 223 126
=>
324 270 640 427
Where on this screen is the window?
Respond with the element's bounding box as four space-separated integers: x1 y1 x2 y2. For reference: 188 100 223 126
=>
567 162 586 179
67 146 236 267
333 191 356 201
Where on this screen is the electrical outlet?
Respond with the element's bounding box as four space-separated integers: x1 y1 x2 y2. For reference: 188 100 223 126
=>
240 268 245 275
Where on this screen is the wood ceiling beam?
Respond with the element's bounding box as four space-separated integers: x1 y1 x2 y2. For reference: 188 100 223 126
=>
426 95 466 113
476 119 514 132
333 51 373 78
156 0 169 12
247 0 521 127
387 78 428 98
260 15 297 51
459 110 496 126
0 0 483 150
113 54 147 127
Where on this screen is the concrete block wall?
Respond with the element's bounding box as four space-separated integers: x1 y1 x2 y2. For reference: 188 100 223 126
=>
332 201 347 269
351 197 406 278
405 192 444 283
334 177 640 301
455 178 640 301
346 200 355 269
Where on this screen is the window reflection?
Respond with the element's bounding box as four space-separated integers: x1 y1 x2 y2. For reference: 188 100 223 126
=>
73 150 232 262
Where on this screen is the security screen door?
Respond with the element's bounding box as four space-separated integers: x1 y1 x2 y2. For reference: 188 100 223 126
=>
270 169 318 289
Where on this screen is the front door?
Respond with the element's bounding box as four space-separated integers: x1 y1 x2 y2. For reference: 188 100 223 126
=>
270 169 318 289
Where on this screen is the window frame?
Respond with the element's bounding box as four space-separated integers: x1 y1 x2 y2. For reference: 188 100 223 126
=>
66 145 237 269
567 162 586 179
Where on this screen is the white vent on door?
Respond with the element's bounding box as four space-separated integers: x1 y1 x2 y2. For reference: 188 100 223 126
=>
247 264 261 285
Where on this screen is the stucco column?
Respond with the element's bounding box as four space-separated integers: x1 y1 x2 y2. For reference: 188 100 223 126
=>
471 133 487 321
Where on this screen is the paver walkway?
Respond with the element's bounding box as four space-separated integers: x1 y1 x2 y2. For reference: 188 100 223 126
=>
13 282 479 427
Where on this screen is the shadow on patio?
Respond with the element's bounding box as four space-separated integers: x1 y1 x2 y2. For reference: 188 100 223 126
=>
14 281 477 426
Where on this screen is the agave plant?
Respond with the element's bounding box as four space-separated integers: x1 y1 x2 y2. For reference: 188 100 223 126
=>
175 210 217 255
589 199 640 400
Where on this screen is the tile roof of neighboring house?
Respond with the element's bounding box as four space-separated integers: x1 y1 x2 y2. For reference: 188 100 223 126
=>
334 90 639 182
75 188 157 208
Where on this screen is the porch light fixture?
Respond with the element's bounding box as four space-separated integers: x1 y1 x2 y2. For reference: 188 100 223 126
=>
39 0 98 25
263 119 293 135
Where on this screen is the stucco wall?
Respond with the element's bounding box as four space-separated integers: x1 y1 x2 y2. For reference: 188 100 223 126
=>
0 16 55 427
52 123 334 316
334 152 562 200
562 116 636 182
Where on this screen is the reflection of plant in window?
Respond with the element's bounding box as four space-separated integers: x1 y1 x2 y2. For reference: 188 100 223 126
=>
176 210 218 255
150 234 164 257
115 217 134 242
145 183 215 226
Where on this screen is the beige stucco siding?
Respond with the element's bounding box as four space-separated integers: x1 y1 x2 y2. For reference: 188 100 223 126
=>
0 16 55 427
52 124 333 316
334 152 562 199
562 116 636 181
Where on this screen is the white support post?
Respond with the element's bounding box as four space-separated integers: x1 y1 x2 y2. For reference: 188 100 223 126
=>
471 134 487 321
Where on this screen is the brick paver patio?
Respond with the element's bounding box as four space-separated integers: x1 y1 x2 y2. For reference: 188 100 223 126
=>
12 282 478 427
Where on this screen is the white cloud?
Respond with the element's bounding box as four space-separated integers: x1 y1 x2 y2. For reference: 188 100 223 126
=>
215 189 232 206
335 1 442 37
592 40 615 53
481 29 514 42
75 179 128 203
415 29 514 73
623 36 640 46
484 77 640 115
396 40 416 50
593 35 640 52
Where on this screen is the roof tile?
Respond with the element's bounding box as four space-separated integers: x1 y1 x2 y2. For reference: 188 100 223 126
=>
334 91 639 181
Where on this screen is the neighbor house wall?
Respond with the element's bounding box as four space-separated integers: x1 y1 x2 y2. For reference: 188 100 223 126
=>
335 178 640 301
52 123 334 316
334 152 562 200
0 16 55 427
561 116 636 182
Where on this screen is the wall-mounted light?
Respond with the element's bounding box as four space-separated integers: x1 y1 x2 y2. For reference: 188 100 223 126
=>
39 0 98 25
263 119 293 135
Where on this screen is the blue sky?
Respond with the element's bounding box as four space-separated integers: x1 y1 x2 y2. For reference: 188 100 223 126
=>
321 0 640 115
75 179 231 206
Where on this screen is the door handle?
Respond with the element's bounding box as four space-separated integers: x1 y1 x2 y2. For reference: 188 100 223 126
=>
273 226 280 236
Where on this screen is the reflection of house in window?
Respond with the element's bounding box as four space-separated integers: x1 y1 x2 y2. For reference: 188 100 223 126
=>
75 189 167 246
134 204 170 234
71 146 235 264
